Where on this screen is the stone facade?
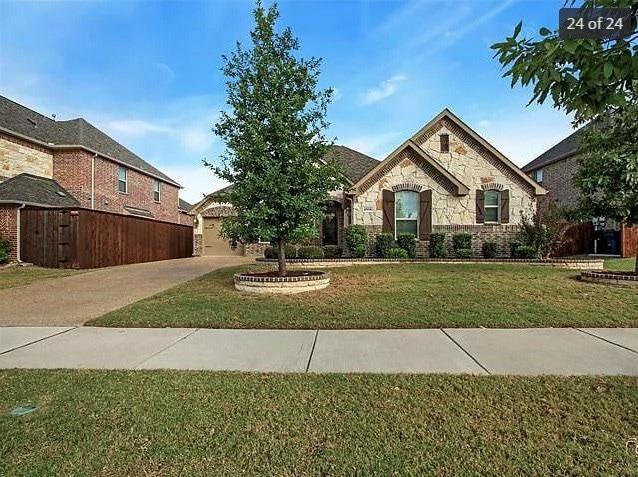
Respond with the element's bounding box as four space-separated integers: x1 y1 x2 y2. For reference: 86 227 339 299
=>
525 154 580 209
0 134 53 179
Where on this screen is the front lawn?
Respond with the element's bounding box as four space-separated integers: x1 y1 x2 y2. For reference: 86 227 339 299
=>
604 257 637 271
89 263 638 329
1 371 635 477
0 266 80 290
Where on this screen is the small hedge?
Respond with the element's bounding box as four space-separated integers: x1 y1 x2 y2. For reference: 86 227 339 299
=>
453 233 472 252
514 245 539 259
263 244 297 259
353 244 367 258
396 233 416 258
386 247 409 259
297 245 324 259
482 241 498 259
455 248 474 259
345 225 367 256
322 245 342 258
375 233 395 258
429 233 446 258
509 240 522 258
0 235 10 263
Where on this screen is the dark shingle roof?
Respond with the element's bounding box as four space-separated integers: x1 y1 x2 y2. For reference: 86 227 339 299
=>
0 173 81 207
0 95 180 187
325 145 380 183
178 198 192 212
522 128 582 172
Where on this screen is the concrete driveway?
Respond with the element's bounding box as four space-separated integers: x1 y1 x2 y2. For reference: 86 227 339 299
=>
0 256 253 326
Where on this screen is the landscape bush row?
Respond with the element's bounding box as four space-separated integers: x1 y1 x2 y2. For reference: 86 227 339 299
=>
0 234 9 264
262 221 552 260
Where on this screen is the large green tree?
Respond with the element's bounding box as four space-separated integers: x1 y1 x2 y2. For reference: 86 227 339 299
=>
209 2 344 276
492 0 638 271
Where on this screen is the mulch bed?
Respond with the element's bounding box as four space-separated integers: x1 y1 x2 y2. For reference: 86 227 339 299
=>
240 270 326 278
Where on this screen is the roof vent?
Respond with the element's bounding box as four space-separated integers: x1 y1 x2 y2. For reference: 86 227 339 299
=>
27 118 37 127
56 191 66 197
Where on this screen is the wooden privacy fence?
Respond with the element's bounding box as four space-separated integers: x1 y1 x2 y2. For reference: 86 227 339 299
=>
21 207 193 269
552 221 594 257
621 224 638 258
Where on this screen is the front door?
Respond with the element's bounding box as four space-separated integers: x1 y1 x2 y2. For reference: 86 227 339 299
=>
322 204 338 245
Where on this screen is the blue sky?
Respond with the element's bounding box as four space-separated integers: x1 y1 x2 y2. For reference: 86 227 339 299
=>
0 0 575 203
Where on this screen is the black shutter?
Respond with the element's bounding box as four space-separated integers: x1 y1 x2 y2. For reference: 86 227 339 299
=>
382 189 395 233
500 190 510 224
419 190 432 240
476 190 485 224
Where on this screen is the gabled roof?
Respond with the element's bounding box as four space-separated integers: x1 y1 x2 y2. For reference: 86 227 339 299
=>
353 140 470 196
0 95 180 187
178 198 192 212
522 128 582 172
324 145 380 184
407 108 546 195
188 184 233 215
0 173 81 207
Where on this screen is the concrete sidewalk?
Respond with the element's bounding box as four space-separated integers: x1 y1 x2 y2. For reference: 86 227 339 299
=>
1 327 636 375
0 256 253 327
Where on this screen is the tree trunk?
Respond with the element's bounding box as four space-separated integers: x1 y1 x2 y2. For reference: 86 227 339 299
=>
278 237 287 277
635 241 637 275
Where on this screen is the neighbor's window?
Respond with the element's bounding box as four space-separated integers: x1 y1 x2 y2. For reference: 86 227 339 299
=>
395 190 418 237
534 169 543 182
440 134 449 153
153 180 161 202
118 166 127 193
484 190 500 223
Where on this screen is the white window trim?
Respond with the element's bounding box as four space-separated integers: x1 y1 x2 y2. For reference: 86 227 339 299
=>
394 191 419 238
484 190 501 224
153 180 161 202
535 169 544 182
118 166 128 194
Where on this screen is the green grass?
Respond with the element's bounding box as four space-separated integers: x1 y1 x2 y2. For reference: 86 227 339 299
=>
0 266 80 290
89 263 638 329
1 371 636 477
604 257 637 271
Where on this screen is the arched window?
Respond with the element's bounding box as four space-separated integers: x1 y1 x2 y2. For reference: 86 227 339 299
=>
395 190 419 236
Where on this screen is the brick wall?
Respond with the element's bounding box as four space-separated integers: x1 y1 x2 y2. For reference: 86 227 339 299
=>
178 212 193 227
527 155 581 209
53 149 181 223
245 242 269 257
0 206 18 261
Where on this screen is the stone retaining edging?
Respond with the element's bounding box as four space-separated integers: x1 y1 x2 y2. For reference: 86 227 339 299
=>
580 271 638 287
234 271 330 294
255 257 605 270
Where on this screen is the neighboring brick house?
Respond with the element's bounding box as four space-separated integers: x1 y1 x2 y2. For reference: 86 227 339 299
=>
0 95 191 261
192 109 546 257
522 129 582 209
522 128 637 256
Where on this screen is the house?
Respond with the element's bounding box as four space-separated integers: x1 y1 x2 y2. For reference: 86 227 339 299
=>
191 109 546 257
522 129 637 257
0 95 190 262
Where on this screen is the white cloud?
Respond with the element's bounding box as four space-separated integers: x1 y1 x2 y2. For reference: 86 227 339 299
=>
105 119 173 137
359 75 406 105
161 164 229 205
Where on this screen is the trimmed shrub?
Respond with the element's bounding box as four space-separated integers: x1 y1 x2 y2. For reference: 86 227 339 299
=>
386 247 409 259
0 235 10 263
264 244 297 259
482 241 498 259
396 233 416 258
345 225 367 256
428 233 446 258
375 233 395 258
509 240 522 258
322 245 342 258
455 248 474 259
514 245 539 259
297 246 324 259
452 233 472 252
353 244 367 258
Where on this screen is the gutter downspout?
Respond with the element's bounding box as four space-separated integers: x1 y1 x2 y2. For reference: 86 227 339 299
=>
91 152 97 209
16 203 26 263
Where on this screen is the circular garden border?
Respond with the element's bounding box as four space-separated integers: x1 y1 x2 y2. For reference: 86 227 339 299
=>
580 270 638 287
234 271 330 294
